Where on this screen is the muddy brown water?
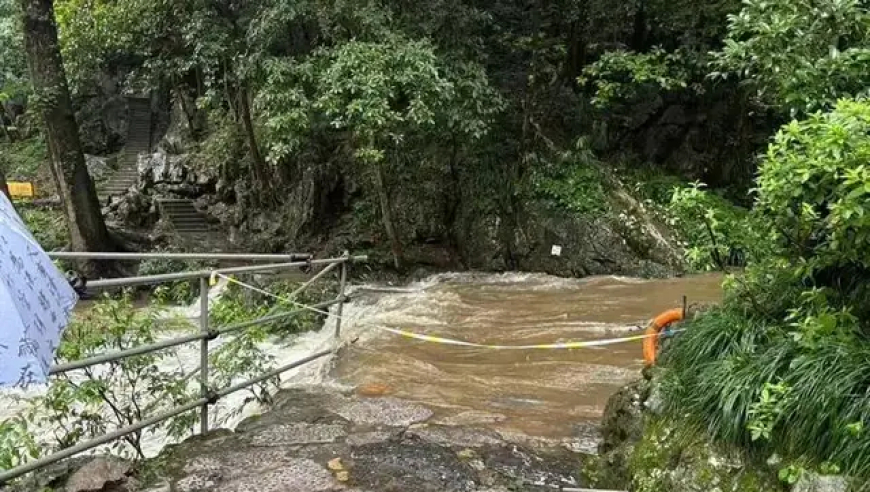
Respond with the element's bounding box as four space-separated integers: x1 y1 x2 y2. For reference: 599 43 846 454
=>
331 272 723 440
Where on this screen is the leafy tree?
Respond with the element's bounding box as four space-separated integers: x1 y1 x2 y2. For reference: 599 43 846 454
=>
756 99 870 285
714 0 870 115
579 48 690 109
18 0 115 271
0 0 28 141
258 35 501 268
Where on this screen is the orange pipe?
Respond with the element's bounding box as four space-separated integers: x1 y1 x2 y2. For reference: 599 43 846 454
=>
643 308 684 366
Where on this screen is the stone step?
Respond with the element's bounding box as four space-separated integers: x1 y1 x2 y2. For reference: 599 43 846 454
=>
98 96 152 203
172 225 211 231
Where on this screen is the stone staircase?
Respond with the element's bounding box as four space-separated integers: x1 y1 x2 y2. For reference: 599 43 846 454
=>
98 97 151 202
157 198 212 235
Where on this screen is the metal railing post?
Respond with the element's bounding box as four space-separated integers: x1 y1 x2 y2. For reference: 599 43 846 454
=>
334 251 349 339
0 253 369 486
199 277 210 434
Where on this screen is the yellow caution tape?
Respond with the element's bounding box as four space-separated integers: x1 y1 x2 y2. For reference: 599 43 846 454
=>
377 326 672 350
214 271 679 351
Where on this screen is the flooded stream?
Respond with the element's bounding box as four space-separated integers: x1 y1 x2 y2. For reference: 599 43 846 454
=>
0 271 723 458
333 272 724 440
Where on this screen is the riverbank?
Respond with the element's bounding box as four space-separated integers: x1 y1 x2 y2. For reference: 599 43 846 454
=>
18 373 858 492
3 272 724 491
19 386 595 492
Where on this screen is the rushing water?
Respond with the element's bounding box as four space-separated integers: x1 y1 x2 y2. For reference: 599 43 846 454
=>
0 271 723 458
331 272 724 440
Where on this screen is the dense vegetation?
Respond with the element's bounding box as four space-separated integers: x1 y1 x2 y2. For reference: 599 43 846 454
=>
2 0 870 485
658 0 870 483
3 0 770 271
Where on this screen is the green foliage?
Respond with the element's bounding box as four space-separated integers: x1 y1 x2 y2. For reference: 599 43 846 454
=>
258 35 500 165
32 296 197 459
661 304 870 477
0 0 27 109
714 0 870 115
0 138 48 179
0 415 41 470
621 168 687 208
661 100 870 479
153 282 194 306
139 254 216 306
19 205 68 251
579 49 690 108
206 278 329 407
747 381 790 442
529 139 607 216
0 284 325 471
778 464 805 485
53 0 150 88
756 99 870 274
667 182 761 271
209 279 325 336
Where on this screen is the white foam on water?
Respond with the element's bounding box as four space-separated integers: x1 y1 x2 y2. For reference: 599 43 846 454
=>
0 271 719 461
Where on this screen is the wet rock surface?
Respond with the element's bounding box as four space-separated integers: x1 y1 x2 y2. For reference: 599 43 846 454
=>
64 456 134 492
147 387 588 492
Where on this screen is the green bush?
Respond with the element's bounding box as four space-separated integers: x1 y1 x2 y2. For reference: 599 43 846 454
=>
139 254 216 306
19 205 68 251
756 99 870 275
529 139 607 216
209 278 328 336
667 182 764 271
661 99 870 479
0 139 48 180
0 289 315 474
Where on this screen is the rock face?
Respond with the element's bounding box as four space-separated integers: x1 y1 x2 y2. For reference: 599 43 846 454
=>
84 154 112 181
793 473 851 492
586 376 783 492
147 388 589 492
64 456 133 492
7 456 134 492
137 152 215 197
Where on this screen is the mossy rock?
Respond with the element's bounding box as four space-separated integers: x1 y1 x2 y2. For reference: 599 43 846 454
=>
628 417 782 492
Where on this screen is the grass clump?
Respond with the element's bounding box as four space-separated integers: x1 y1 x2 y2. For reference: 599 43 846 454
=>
18 204 68 251
659 100 870 481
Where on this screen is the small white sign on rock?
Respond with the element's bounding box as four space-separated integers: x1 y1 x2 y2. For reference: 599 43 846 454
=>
551 245 563 257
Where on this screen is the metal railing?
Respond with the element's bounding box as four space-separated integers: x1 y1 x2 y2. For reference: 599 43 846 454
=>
0 251 366 485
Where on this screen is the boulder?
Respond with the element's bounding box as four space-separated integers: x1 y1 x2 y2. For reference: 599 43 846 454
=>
793 473 850 492
599 379 649 453
64 456 132 492
85 154 111 181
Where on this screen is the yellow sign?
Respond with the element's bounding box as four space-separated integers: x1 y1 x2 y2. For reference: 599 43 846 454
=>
7 181 35 198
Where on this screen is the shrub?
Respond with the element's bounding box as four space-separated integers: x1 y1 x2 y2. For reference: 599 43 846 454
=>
529 139 607 216
667 182 765 271
661 99 870 478
18 205 68 251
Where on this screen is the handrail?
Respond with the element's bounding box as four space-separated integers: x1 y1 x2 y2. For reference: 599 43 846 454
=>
48 252 313 261
87 255 367 289
0 252 359 486
49 332 208 375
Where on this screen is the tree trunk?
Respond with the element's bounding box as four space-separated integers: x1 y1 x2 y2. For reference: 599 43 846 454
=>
0 116 11 142
237 84 269 191
445 134 465 267
562 14 588 86
0 166 11 201
18 0 115 272
373 161 402 269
